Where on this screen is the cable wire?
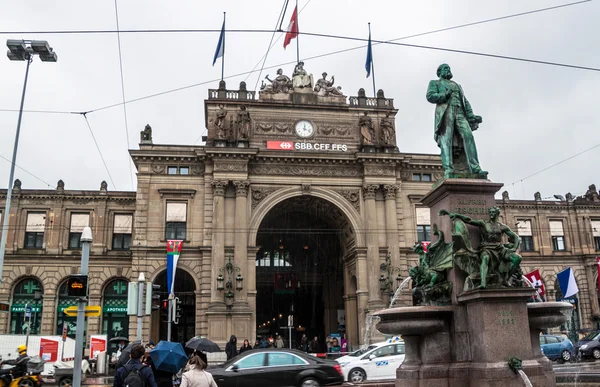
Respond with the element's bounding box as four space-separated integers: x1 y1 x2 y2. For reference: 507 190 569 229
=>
113 0 135 190
0 153 52 188
81 113 118 190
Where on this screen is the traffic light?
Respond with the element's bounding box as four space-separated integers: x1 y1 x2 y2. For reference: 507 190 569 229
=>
145 283 161 314
66 275 88 297
160 299 169 322
173 297 182 325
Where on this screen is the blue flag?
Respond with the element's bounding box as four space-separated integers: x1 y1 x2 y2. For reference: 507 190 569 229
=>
557 267 579 299
365 30 373 78
213 19 225 66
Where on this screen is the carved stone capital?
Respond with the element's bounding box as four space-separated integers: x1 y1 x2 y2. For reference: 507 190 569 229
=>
234 181 250 197
383 185 399 199
362 184 379 200
212 180 229 196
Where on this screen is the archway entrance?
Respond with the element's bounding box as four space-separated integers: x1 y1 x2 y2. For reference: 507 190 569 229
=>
152 269 196 343
256 196 355 350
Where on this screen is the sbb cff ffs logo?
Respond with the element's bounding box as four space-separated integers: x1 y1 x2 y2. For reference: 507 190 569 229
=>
66 275 88 297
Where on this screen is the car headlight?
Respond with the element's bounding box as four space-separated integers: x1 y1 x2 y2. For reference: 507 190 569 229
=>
337 362 350 367
581 344 588 349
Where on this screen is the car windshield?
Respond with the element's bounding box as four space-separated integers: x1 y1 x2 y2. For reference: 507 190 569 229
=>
348 345 376 357
580 331 600 341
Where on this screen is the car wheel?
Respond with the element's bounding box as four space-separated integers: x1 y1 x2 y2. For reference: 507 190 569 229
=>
18 378 35 387
593 348 600 360
300 377 321 387
349 368 367 383
59 377 73 387
561 350 571 362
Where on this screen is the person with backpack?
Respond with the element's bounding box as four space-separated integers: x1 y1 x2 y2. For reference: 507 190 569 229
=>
114 344 157 387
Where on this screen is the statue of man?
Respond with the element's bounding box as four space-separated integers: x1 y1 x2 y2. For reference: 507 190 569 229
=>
292 61 314 89
265 68 292 93
439 207 522 288
140 124 152 142
215 104 227 139
237 106 251 140
359 112 375 145
380 111 395 145
314 72 343 96
426 64 486 178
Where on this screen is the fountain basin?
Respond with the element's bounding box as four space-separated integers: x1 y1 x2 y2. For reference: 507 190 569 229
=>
374 306 454 336
527 301 573 329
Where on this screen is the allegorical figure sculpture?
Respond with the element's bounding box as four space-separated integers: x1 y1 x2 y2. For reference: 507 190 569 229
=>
292 61 314 89
236 106 251 140
140 124 152 142
380 111 395 145
215 104 227 140
439 207 523 290
359 112 375 145
263 68 292 93
314 72 343 96
409 224 454 306
426 64 486 178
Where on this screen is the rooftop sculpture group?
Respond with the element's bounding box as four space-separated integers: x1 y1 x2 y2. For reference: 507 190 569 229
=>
261 62 345 96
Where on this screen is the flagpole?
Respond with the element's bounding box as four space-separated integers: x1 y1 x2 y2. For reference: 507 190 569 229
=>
369 23 376 98
221 12 226 81
295 0 300 64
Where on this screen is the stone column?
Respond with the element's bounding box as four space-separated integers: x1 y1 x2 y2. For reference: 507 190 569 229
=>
362 184 383 309
383 184 400 276
585 261 600 318
233 181 250 306
210 180 228 307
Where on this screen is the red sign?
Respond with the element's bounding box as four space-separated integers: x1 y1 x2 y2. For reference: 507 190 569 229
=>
267 141 294 150
524 269 546 298
39 338 59 362
90 335 107 359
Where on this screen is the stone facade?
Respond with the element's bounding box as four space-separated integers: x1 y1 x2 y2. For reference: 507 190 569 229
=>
0 82 599 350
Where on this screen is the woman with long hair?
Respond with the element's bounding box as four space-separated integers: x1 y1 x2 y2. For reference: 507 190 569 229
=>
180 355 218 387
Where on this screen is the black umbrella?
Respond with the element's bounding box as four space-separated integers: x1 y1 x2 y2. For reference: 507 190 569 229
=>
116 340 142 369
109 336 130 343
185 337 221 353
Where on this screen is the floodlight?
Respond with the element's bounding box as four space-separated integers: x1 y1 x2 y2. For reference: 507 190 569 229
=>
30 40 51 54
6 40 26 53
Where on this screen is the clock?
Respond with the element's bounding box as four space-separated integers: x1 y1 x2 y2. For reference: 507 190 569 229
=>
294 120 315 138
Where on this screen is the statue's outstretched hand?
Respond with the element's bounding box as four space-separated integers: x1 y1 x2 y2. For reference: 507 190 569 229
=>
438 209 450 217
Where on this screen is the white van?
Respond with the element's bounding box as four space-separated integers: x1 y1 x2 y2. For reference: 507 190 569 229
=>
336 337 404 383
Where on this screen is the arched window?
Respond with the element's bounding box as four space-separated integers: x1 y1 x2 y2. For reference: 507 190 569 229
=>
56 281 87 338
102 279 129 338
10 278 43 334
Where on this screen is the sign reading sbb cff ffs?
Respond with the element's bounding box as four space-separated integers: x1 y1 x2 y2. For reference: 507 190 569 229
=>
266 141 348 152
66 275 88 297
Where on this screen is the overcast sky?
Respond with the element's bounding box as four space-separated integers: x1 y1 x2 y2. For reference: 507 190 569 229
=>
1 0 598 200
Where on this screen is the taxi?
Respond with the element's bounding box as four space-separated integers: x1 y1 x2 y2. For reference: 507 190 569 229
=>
336 337 404 383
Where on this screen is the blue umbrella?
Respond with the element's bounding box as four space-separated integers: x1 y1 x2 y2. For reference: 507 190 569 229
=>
149 340 188 374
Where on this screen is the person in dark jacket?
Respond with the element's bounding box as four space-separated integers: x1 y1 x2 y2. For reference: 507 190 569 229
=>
225 335 238 360
114 344 157 387
143 353 173 387
239 340 252 354
0 344 29 383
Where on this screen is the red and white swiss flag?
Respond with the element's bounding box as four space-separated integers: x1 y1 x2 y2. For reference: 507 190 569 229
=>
283 6 298 49
267 141 294 150
524 269 546 298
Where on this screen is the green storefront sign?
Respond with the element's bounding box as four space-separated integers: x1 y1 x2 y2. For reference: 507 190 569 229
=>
104 306 127 313
11 304 42 313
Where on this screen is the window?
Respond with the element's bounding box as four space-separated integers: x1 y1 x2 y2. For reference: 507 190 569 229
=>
592 220 600 251
422 174 432 182
412 173 432 182
165 202 187 240
235 353 265 369
395 343 405 354
550 220 566 251
24 212 45 249
167 166 189 175
412 174 421 181
370 345 395 358
416 208 431 242
69 213 90 249
267 353 306 366
112 214 133 250
516 220 534 252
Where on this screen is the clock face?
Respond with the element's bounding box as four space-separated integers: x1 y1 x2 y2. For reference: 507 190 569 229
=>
295 120 314 138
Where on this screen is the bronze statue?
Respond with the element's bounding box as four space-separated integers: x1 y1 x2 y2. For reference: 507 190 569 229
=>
292 61 313 89
264 69 292 93
380 112 395 145
426 64 486 179
140 124 152 142
314 72 343 96
237 106 251 140
439 207 523 290
215 104 227 140
359 112 375 145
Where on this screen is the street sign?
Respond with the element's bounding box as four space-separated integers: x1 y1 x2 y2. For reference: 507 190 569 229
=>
25 305 32 318
63 305 102 317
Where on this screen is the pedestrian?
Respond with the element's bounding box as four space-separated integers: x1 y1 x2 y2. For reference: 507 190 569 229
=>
259 337 268 348
253 340 260 349
326 336 332 353
341 334 347 353
300 334 308 352
225 335 238 360
143 350 175 387
275 335 284 348
239 339 253 354
309 337 320 353
180 355 217 387
114 343 157 387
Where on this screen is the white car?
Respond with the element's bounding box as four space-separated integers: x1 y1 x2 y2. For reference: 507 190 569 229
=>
336 337 405 382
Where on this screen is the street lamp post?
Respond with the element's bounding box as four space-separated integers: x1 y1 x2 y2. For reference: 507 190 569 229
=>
0 40 57 283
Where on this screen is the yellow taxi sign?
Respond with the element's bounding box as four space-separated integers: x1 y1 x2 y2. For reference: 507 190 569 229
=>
63 305 102 317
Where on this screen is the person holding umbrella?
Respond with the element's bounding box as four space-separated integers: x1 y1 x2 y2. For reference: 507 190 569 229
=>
114 344 157 387
148 341 188 387
180 355 217 387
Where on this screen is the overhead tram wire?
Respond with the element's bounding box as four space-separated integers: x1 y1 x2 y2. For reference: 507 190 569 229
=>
81 113 118 190
0 153 53 188
113 0 135 190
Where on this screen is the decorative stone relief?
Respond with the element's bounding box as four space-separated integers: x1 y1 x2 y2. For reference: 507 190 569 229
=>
251 188 279 210
191 165 205 176
152 165 165 174
214 162 247 172
338 190 360 212
234 181 250 196
249 164 360 177
362 184 379 199
302 184 311 194
400 171 411 181
212 180 229 196
255 121 292 134
365 165 395 176
383 185 399 200
25 266 32 275
433 172 443 181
